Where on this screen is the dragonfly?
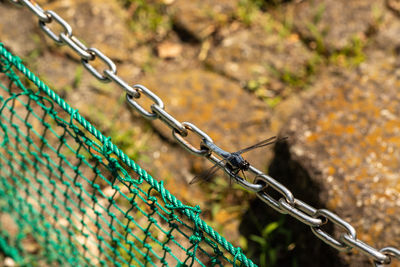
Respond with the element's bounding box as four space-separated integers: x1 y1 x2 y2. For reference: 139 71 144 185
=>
190 136 285 184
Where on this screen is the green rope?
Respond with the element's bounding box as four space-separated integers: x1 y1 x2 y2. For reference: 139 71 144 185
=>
0 43 257 266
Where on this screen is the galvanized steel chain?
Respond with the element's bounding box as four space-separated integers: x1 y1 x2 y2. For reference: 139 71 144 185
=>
6 0 400 265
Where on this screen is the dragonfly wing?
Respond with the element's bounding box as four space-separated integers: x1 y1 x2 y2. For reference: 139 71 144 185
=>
235 136 279 155
189 159 227 184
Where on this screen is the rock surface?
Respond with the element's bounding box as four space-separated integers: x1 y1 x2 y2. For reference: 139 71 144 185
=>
0 2 38 55
39 0 136 60
387 0 400 16
292 0 384 51
139 69 276 170
277 53 400 266
171 0 237 41
372 9 400 53
207 13 315 98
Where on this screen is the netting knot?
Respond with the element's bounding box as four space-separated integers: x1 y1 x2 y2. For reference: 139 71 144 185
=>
210 257 222 265
0 60 12 74
0 46 13 74
147 196 157 204
186 250 194 257
189 231 204 245
159 181 202 220
101 137 134 183
69 108 82 134
162 245 171 253
101 136 113 156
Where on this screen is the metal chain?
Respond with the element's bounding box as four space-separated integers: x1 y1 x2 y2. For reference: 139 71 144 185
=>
6 1 400 265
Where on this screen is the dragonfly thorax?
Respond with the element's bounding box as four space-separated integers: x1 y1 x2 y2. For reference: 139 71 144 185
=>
226 153 250 171
190 136 279 184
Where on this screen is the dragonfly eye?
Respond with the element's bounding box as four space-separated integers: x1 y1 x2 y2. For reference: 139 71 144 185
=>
241 160 250 171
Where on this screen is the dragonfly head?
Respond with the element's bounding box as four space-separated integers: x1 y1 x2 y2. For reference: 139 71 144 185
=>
239 159 250 171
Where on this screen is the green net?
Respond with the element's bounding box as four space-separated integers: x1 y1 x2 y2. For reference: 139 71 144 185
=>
0 43 257 267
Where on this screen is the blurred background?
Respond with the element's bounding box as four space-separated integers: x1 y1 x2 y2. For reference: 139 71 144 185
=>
1 0 399 266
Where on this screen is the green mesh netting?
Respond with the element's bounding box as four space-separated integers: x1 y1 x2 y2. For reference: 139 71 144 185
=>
0 43 257 267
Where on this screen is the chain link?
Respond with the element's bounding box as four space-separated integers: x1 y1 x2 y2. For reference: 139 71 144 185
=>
311 209 357 251
81 48 117 82
20 0 50 22
60 35 94 61
375 247 400 266
6 1 400 265
39 10 72 43
126 84 164 119
215 159 264 192
341 235 390 263
251 170 296 213
172 122 212 156
104 70 139 98
151 104 188 135
279 198 324 227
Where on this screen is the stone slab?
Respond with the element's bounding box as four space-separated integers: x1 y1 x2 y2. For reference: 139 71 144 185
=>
278 53 400 265
206 13 314 98
139 69 276 170
292 0 385 51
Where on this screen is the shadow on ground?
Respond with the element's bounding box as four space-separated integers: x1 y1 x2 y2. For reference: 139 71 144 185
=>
239 140 348 267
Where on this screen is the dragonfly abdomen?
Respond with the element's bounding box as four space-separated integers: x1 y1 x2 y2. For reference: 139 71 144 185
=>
202 140 231 158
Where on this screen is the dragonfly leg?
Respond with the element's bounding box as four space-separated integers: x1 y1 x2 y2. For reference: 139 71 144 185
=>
241 169 248 181
229 168 241 186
